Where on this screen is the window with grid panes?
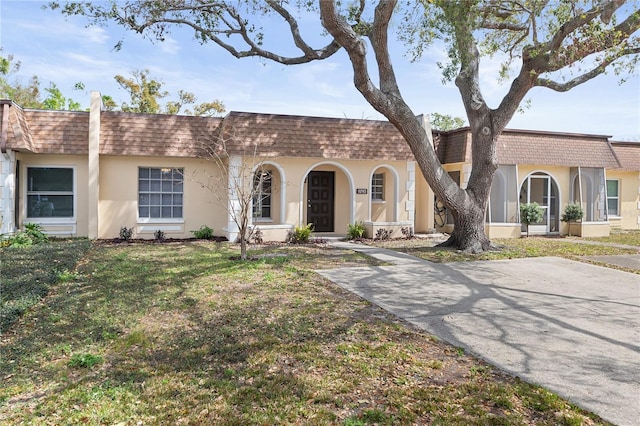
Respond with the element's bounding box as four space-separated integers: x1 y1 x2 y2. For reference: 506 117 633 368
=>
138 167 184 219
252 170 272 219
371 173 384 201
606 179 620 216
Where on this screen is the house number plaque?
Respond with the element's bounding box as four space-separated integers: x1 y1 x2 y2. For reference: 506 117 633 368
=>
356 188 368 194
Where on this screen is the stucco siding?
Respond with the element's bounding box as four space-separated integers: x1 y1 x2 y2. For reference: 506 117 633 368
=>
606 170 640 229
99 156 227 239
18 154 89 236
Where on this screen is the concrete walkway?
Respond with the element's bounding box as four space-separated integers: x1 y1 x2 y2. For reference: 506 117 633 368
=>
320 242 640 426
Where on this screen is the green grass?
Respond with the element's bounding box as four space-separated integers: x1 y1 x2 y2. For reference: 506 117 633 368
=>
0 240 611 425
0 239 91 332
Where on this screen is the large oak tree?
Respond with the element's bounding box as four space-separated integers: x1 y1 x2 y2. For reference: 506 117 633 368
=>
51 0 640 252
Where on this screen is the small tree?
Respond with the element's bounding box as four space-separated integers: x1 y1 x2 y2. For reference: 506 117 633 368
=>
562 203 584 237
520 203 543 238
196 128 272 260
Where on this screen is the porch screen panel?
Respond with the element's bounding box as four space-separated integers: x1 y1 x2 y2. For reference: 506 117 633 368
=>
581 167 607 222
488 165 518 223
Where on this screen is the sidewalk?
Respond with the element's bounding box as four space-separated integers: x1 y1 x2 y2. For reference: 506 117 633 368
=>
320 241 640 426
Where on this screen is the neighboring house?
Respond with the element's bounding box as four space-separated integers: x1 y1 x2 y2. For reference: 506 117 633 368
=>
435 128 640 237
1 92 638 241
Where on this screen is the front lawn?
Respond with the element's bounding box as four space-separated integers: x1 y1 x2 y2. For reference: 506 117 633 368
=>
0 240 610 425
0 239 91 333
373 234 638 271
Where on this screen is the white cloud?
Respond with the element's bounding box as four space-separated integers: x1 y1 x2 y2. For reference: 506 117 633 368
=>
289 61 346 98
158 36 181 55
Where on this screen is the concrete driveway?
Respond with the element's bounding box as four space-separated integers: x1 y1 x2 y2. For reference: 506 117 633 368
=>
318 244 640 426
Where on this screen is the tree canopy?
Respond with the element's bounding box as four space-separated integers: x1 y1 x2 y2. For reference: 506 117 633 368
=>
1 52 225 116
49 0 640 252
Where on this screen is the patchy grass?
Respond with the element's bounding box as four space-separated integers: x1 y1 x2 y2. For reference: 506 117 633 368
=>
583 229 640 247
373 235 638 266
0 240 610 425
0 239 91 333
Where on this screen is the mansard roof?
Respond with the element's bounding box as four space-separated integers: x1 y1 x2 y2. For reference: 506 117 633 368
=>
1 100 632 170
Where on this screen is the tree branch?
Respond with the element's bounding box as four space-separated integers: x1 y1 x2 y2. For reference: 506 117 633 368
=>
535 46 640 91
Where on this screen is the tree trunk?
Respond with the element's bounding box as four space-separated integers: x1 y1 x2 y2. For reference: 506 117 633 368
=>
437 190 492 253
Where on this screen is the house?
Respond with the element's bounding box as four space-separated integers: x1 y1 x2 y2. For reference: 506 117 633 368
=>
1 92 638 241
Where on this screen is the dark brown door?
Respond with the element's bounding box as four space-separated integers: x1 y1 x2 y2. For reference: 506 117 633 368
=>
307 171 334 232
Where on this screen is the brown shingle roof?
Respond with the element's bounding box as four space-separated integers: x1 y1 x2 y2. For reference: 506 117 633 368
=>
436 128 621 168
99 111 222 157
24 109 89 154
611 142 640 171
219 111 414 161
497 129 620 168
3 105 628 170
2 101 36 152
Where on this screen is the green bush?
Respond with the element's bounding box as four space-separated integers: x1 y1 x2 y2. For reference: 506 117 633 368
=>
347 221 367 240
24 223 48 244
9 232 33 248
191 225 214 239
561 203 584 236
520 202 543 237
119 226 134 241
287 224 313 244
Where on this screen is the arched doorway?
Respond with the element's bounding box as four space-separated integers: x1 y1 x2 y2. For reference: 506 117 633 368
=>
519 172 560 234
301 162 355 234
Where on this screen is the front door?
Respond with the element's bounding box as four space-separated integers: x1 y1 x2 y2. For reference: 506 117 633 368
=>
307 171 334 232
520 173 559 234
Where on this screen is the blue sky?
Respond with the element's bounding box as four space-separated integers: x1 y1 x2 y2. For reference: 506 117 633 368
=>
1 0 639 140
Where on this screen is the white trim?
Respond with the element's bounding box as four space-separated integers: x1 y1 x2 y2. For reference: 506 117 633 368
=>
138 224 182 233
605 178 620 217
519 170 562 234
24 165 77 231
252 161 286 224
299 161 355 227
137 218 184 224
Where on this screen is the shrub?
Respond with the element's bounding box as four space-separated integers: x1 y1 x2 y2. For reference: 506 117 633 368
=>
374 228 391 241
561 203 584 237
287 224 313 244
154 229 166 241
520 203 543 237
191 225 214 239
347 221 367 240
401 226 414 239
9 232 33 248
251 227 264 244
119 226 134 241
24 223 48 244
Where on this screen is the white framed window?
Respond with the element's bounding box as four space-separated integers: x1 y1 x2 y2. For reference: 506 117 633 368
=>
371 173 384 201
252 170 272 219
606 179 620 216
27 167 74 218
138 167 184 219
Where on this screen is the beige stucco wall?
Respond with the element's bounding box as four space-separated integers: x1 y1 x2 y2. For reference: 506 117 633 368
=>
606 170 640 230
246 157 411 239
99 155 227 239
17 153 89 236
15 152 415 241
414 168 435 233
